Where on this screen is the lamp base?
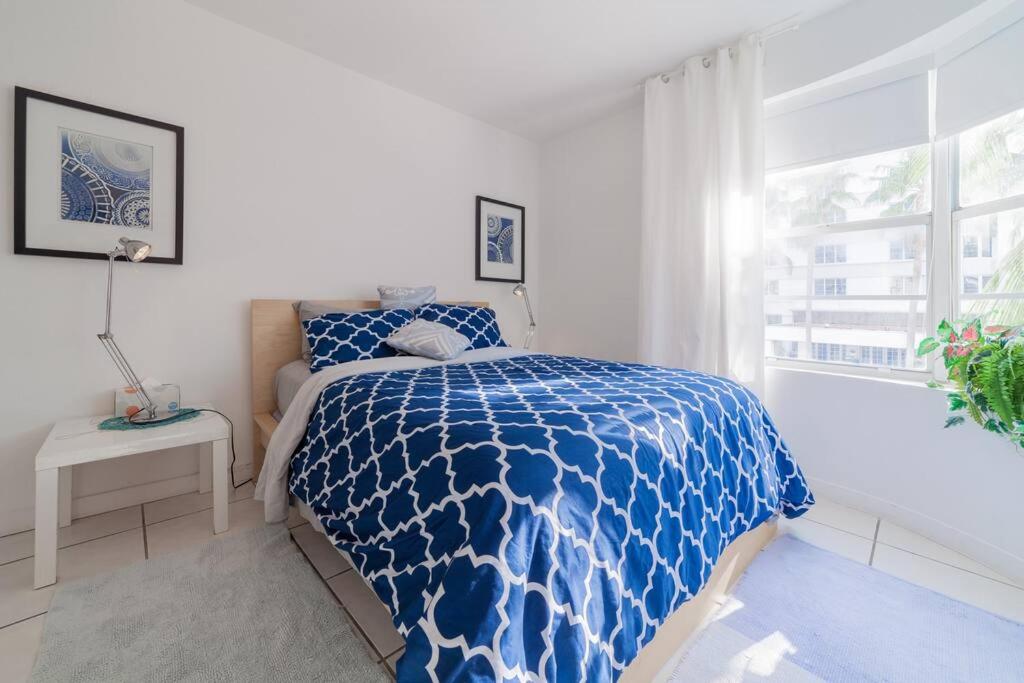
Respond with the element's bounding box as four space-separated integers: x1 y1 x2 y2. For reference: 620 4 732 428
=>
99 408 201 431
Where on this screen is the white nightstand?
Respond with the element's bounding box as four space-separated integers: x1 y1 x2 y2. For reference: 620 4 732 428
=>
33 403 231 588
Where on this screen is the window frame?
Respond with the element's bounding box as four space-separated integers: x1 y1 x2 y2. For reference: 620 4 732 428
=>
766 103 1024 383
949 138 1024 321
765 146 937 382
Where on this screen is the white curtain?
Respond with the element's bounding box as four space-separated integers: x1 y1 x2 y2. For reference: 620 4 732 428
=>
639 37 765 394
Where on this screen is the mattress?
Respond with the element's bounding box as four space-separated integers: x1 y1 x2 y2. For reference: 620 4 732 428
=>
272 359 311 420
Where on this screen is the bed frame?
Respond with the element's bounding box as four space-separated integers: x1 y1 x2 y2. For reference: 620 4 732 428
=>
249 297 777 681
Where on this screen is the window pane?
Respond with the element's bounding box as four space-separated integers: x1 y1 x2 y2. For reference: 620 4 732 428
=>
766 225 927 299
959 206 1024 326
765 298 926 369
766 145 931 231
958 108 1024 207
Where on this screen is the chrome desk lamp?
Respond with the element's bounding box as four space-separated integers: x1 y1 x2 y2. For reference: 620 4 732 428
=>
98 237 161 422
512 282 536 349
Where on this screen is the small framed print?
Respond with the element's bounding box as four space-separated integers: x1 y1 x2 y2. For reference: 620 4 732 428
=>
475 195 525 283
14 87 184 264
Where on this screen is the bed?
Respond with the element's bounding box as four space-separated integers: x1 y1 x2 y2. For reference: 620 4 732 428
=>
251 299 813 682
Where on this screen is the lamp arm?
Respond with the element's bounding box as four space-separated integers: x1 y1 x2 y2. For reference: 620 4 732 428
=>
520 288 536 350
99 249 156 419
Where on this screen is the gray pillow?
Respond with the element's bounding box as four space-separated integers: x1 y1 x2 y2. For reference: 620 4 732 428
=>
386 319 470 361
293 301 375 362
377 285 437 309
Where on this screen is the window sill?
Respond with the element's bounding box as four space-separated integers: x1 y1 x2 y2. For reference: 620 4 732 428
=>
766 358 935 388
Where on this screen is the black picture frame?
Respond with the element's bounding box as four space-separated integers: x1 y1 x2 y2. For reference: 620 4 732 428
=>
14 86 184 264
475 195 525 283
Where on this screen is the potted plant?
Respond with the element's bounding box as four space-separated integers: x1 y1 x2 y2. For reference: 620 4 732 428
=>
916 319 1024 448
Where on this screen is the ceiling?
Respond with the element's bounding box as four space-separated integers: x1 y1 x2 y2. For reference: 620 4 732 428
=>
186 0 852 141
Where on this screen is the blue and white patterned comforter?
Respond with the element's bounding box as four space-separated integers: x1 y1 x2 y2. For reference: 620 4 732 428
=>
285 353 813 682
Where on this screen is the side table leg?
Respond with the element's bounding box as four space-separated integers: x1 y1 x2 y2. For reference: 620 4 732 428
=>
58 466 72 528
199 442 213 494
34 469 59 589
212 439 229 534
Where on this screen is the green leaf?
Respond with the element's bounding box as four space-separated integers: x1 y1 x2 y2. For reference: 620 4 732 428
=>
937 319 954 342
944 415 966 428
925 380 941 389
916 337 940 357
947 393 967 411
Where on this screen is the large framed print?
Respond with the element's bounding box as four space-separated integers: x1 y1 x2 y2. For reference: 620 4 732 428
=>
475 195 525 283
14 87 184 264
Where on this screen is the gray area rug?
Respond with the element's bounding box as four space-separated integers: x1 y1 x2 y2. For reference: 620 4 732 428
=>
671 535 1024 682
31 525 388 682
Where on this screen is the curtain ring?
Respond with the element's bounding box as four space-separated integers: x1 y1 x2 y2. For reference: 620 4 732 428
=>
702 56 712 68
660 73 670 83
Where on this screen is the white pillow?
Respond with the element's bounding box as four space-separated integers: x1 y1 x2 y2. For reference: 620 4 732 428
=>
387 319 470 361
377 285 437 309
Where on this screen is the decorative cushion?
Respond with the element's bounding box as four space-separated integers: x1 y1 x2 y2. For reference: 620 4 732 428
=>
415 304 507 350
294 301 375 362
303 309 415 372
378 285 437 310
386 319 471 361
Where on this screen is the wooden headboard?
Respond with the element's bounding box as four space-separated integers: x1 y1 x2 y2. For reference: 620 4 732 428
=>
250 299 489 416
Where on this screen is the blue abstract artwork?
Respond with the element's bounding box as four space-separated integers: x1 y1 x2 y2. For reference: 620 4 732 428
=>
486 213 515 263
60 128 152 228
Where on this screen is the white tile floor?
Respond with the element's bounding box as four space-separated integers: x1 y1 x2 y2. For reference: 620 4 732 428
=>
0 493 1021 681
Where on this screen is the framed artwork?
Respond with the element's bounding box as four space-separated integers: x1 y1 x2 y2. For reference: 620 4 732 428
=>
475 195 525 283
14 87 184 264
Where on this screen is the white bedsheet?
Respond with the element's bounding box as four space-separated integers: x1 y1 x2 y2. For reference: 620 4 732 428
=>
255 346 532 522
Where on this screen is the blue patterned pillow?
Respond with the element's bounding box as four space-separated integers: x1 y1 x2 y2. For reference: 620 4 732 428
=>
415 304 507 350
303 309 415 372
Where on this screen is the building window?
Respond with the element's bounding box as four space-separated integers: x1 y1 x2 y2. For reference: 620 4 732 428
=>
765 279 779 295
814 278 847 296
815 244 847 264
890 276 916 295
765 143 931 371
890 238 917 261
963 235 978 258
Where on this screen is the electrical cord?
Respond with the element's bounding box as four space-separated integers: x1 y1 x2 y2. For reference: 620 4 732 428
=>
128 407 253 489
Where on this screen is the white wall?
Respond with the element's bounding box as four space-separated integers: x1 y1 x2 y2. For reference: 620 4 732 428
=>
765 368 1024 580
539 106 642 363
0 0 540 535
537 0 1024 581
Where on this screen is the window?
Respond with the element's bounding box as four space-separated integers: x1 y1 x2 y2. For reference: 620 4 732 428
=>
765 144 930 371
955 108 1024 326
890 238 917 261
815 244 847 264
890 276 916 295
813 278 847 295
766 103 1024 376
765 279 779 295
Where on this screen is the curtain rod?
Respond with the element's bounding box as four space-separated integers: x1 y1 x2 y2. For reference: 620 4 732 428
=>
634 21 799 88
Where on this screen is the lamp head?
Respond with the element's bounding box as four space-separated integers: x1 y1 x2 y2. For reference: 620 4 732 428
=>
118 237 152 262
513 283 527 297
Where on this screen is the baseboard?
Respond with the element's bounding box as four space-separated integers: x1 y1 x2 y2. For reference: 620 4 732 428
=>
808 476 1024 585
0 461 255 537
